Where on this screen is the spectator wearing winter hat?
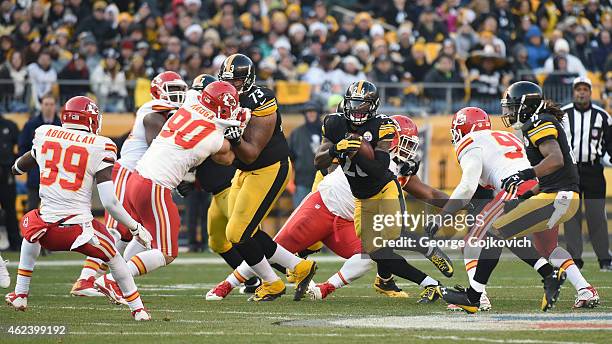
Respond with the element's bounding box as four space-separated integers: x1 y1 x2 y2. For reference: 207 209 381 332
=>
402 42 431 82
416 8 448 43
0 51 28 112
309 21 328 44
27 50 57 110
524 25 550 70
423 54 465 113
370 54 401 97
382 0 410 27
288 23 308 59
352 40 371 68
570 26 594 71
185 24 204 46
90 48 127 112
543 38 586 76
336 55 367 91
58 54 91 100
75 1 115 47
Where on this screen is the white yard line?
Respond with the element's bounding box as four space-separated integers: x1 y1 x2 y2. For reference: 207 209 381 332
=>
415 335 594 344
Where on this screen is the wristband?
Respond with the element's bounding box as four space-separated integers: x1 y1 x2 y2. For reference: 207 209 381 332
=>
520 168 536 180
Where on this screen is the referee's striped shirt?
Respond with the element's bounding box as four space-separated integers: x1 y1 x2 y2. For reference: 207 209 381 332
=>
561 102 612 164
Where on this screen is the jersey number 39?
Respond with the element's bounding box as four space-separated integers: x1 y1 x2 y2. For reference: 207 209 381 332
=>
39 141 88 191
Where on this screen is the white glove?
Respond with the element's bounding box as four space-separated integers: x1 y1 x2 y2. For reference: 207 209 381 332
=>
224 126 243 146
131 223 153 249
213 117 242 130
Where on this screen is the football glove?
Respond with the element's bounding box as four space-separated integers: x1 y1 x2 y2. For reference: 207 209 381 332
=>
399 160 420 177
131 223 152 249
424 221 440 238
176 181 195 198
500 168 535 194
329 137 361 158
224 126 242 146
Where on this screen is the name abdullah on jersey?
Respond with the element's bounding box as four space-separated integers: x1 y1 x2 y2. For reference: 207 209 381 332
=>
322 113 396 199
520 113 579 193
236 85 289 171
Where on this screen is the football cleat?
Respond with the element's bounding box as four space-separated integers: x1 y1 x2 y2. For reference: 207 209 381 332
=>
0 259 10 288
239 277 261 294
426 247 454 278
600 263 612 272
418 284 441 303
541 268 566 312
71 277 105 297
286 269 297 284
373 276 408 298
292 260 317 301
94 275 127 305
438 286 479 314
574 285 600 309
479 291 492 311
206 281 234 301
5 292 27 311
248 279 286 302
309 282 336 300
132 308 151 321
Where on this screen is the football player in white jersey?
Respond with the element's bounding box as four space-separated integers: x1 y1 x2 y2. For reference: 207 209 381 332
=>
71 71 187 297
425 107 597 312
6 96 152 320
206 115 452 301
93 81 248 297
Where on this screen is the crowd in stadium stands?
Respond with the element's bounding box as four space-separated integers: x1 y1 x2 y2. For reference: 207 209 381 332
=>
0 0 610 114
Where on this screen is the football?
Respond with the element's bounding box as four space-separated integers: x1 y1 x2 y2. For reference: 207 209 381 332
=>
346 133 375 160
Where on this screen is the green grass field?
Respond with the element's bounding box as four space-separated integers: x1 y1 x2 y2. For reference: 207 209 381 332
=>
0 251 610 344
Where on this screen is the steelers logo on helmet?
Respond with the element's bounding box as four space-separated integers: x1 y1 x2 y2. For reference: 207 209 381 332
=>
343 80 380 126
218 54 256 94
501 81 543 129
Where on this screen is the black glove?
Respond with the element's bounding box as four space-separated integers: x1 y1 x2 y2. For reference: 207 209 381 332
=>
399 160 420 176
224 126 242 146
425 221 440 238
500 168 535 194
176 181 195 198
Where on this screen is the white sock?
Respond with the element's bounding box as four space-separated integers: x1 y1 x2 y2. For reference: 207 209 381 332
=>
127 249 167 276
107 255 144 311
269 244 302 270
115 240 129 256
250 258 279 282
470 279 486 293
226 261 256 287
420 276 439 287
533 257 548 271
78 257 105 280
549 246 589 291
123 239 147 261
328 254 374 289
15 240 41 295
464 259 478 286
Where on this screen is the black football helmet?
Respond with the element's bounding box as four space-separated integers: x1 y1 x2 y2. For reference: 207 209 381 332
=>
501 81 544 129
218 54 256 94
343 80 380 125
192 74 217 91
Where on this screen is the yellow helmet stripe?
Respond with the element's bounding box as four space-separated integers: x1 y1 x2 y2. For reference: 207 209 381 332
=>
225 54 237 74
356 80 364 94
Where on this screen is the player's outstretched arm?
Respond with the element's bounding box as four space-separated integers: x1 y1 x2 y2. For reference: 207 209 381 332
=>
230 114 275 164
95 166 152 248
442 148 483 215
11 151 36 175
403 175 449 208
211 139 235 166
533 139 564 176
314 137 335 170
143 112 167 146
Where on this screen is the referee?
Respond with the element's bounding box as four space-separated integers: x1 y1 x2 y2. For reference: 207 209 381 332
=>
561 76 612 271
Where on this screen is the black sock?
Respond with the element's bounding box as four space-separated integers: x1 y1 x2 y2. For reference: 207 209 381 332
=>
219 247 243 269
297 248 319 258
234 238 265 267
473 243 502 286
498 234 542 269
244 276 260 286
467 287 481 304
375 261 393 279
537 263 554 278
372 249 427 285
253 230 278 258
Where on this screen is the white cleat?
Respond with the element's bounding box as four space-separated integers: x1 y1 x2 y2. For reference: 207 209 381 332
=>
94 275 127 305
479 291 492 311
0 260 10 288
71 277 105 297
574 286 600 308
132 308 151 321
5 292 27 311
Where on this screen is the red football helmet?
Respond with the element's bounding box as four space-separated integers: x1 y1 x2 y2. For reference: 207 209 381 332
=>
390 115 419 163
150 71 188 106
199 81 240 120
61 96 102 134
451 107 491 145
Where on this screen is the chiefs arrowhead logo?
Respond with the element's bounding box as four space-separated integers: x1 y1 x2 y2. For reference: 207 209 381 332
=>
222 93 237 108
22 216 28 228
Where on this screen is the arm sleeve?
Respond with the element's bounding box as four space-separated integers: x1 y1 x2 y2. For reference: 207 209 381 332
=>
353 150 391 180
448 147 483 201
97 181 138 231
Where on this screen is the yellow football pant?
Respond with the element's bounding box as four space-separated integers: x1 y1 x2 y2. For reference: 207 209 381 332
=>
492 191 579 239
207 187 233 254
226 160 290 244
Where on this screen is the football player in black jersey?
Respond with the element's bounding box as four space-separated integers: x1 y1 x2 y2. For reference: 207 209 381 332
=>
315 80 451 299
215 54 316 301
177 74 262 294
441 81 582 312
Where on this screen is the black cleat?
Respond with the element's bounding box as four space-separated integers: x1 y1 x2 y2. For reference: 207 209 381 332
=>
541 268 566 311
240 277 261 294
438 286 479 314
427 247 454 278
418 284 441 303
